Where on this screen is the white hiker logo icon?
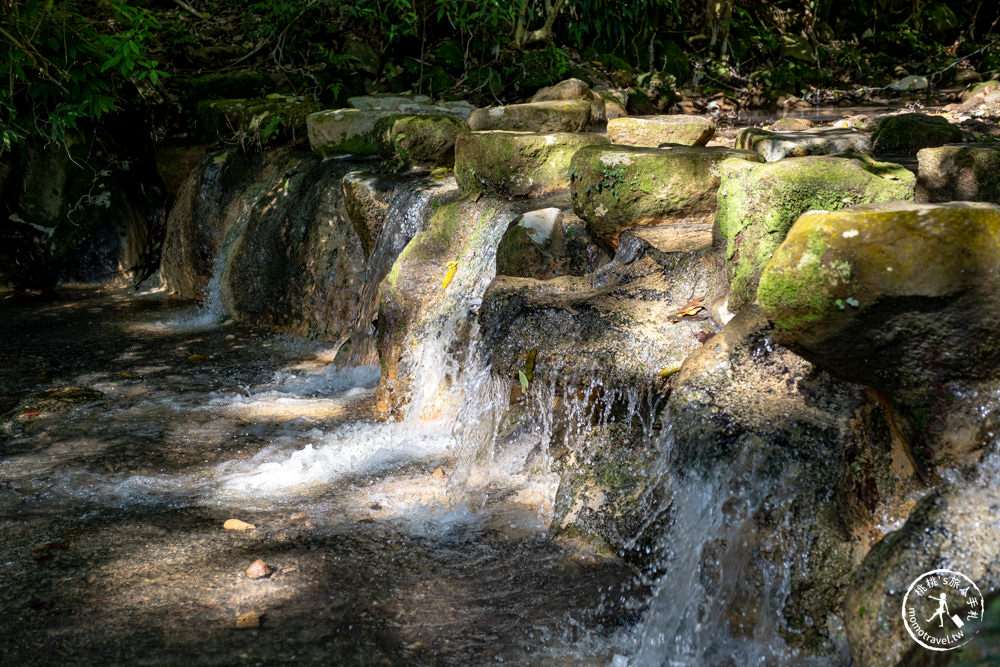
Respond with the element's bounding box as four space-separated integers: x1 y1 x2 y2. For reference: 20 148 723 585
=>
901 569 984 651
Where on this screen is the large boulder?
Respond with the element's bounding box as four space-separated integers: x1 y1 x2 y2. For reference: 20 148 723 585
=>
716 155 915 310
495 205 609 279
373 114 469 168
454 131 609 198
735 127 872 162
569 144 759 251
871 113 963 154
468 100 593 133
916 143 1000 203
758 201 1000 421
844 459 1000 666
606 115 715 147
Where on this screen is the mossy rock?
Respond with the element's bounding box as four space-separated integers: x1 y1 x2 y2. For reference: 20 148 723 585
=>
373 114 469 168
194 97 320 144
916 143 1000 203
758 201 1000 411
569 144 759 251
307 108 391 156
467 100 593 133
871 113 963 154
716 155 915 310
454 131 609 198
606 115 715 147
529 78 607 123
735 127 872 162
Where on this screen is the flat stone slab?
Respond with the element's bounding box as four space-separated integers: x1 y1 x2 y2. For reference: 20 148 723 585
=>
606 115 715 147
468 100 592 133
735 127 872 162
454 131 609 197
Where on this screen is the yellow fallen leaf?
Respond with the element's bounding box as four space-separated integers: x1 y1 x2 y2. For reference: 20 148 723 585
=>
442 260 459 289
187 354 210 363
658 363 682 378
223 518 255 531
674 296 706 318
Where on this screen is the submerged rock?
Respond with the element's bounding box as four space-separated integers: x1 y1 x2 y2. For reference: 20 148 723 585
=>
758 201 1000 423
467 100 593 133
569 144 759 251
916 143 1000 203
495 205 609 279
715 155 915 310
871 113 963 154
605 115 715 147
454 131 608 198
373 114 469 168
735 127 872 161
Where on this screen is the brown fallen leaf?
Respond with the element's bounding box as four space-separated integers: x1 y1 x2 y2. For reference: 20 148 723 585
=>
673 296 705 318
236 611 262 628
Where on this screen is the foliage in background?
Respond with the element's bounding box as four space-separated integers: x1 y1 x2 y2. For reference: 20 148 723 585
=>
0 0 166 154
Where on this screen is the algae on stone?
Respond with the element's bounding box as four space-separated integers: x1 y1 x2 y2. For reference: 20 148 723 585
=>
758 201 1000 415
715 154 915 310
373 114 469 168
454 131 609 198
569 144 759 250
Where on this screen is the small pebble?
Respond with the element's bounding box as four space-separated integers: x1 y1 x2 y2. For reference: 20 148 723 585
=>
223 518 255 531
246 559 273 579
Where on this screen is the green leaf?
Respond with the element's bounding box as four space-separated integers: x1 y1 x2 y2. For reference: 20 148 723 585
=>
518 370 530 393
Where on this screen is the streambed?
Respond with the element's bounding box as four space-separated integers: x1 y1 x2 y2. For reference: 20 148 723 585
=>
0 287 641 665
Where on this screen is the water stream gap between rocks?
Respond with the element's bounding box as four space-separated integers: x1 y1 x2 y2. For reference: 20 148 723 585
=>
3 87 1000 666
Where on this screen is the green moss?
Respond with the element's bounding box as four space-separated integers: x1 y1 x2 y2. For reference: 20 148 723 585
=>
374 114 469 167
718 156 914 310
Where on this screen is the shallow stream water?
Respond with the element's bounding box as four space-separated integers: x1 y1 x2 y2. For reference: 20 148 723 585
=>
0 287 642 665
